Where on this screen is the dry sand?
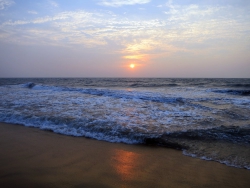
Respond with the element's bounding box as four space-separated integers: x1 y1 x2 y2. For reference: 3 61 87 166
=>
0 122 250 188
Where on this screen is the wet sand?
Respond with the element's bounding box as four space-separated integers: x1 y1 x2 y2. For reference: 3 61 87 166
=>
0 122 250 188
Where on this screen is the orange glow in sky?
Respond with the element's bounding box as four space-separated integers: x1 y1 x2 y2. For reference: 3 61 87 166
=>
130 64 135 69
1 1 249 78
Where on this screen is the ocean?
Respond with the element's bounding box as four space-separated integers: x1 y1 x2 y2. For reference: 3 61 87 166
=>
0 78 249 169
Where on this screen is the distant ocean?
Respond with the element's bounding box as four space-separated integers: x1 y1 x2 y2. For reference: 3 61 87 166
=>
0 78 250 169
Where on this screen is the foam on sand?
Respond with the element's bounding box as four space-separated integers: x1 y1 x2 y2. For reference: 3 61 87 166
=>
0 122 250 188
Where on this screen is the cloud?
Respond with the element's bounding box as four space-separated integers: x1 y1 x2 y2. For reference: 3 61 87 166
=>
48 0 58 7
99 0 150 7
2 11 79 26
164 1 221 22
3 20 29 25
28 10 38 15
1 2 249 61
161 1 250 44
0 10 168 59
0 0 14 10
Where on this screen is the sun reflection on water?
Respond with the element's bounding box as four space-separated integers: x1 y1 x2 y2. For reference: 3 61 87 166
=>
112 149 140 181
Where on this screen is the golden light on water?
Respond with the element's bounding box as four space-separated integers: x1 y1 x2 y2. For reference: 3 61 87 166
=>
112 149 140 181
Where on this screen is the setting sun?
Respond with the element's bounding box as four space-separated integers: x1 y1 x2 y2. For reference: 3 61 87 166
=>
130 64 135 68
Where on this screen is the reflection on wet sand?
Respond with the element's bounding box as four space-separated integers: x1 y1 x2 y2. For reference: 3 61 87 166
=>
112 149 140 181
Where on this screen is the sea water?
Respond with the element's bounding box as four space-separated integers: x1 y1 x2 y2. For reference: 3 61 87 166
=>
0 78 249 169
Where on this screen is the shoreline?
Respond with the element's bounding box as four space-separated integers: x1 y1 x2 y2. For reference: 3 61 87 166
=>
0 122 250 188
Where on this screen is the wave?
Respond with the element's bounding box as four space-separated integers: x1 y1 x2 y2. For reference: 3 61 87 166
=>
1 112 249 169
161 125 250 144
129 83 179 87
21 82 185 104
146 126 250 169
23 82 36 88
18 79 181 88
0 113 157 144
1 112 249 145
1 80 250 169
1 78 250 88
20 83 250 112
227 83 250 88
212 89 250 96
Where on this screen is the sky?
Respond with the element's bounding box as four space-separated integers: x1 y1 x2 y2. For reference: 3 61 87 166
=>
0 0 250 78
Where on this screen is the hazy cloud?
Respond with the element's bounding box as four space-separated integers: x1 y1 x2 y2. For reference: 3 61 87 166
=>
0 0 14 10
99 0 150 7
1 1 249 63
0 0 250 77
28 10 38 14
48 0 58 7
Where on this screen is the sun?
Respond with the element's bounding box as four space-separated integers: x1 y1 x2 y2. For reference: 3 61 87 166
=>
130 64 135 68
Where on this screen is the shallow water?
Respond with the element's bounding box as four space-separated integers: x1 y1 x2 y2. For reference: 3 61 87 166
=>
0 78 249 169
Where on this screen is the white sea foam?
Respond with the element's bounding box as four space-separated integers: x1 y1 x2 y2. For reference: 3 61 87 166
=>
1 79 250 169
183 150 250 170
0 83 214 140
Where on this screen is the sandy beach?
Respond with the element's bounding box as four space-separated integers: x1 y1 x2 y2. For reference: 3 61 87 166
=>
0 122 249 188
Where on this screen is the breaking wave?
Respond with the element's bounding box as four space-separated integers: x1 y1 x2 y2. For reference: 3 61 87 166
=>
213 89 250 96
1 78 250 170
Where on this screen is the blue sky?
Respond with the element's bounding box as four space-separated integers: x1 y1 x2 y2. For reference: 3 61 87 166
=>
0 0 250 77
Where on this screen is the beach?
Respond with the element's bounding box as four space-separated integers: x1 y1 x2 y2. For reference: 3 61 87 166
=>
0 122 250 188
